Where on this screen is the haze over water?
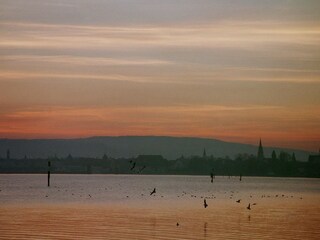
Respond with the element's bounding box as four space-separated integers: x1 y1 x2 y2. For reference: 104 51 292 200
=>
1 174 319 239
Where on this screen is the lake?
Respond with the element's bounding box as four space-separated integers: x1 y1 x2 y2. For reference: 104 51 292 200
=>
0 174 319 239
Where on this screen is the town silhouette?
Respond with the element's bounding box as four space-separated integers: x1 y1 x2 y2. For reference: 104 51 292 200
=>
1 138 319 178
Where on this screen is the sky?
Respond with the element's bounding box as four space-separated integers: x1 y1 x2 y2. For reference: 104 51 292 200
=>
0 0 319 151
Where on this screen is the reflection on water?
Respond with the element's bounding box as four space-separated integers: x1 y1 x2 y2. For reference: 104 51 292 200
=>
0 174 319 239
203 222 208 238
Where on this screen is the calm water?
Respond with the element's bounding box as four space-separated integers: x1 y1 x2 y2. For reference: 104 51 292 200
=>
0 174 320 239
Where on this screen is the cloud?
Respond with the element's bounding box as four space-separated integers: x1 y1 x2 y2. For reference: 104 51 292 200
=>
1 21 319 50
1 55 172 66
0 71 151 83
1 0 319 26
1 21 319 84
0 0 319 151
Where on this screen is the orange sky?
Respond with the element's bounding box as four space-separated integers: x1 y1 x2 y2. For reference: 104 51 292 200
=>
0 0 319 151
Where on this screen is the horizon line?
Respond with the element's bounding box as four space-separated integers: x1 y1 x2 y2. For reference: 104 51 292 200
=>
0 135 316 153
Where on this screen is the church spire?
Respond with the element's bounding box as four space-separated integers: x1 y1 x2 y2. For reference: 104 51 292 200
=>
257 139 264 160
203 148 207 158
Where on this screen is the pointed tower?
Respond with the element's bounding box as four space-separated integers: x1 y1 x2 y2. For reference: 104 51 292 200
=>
257 139 264 160
271 150 277 160
203 148 207 158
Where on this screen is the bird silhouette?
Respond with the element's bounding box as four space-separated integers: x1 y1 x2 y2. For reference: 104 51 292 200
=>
247 203 251 210
150 188 156 195
130 162 136 170
204 199 208 208
236 199 241 203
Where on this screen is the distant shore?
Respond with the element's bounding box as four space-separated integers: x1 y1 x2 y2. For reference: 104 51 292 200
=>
1 153 319 178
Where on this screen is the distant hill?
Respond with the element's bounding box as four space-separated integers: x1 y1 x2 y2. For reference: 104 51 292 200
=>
0 136 313 161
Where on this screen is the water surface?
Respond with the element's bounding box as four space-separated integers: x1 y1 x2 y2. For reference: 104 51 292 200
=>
0 174 319 239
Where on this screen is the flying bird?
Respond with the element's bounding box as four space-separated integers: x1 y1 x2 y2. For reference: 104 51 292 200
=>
150 188 156 195
130 162 136 170
204 199 208 208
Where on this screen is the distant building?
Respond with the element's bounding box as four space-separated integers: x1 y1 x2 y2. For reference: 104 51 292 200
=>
136 155 167 166
137 155 164 162
308 149 320 163
203 148 207 158
136 155 167 173
257 139 264 160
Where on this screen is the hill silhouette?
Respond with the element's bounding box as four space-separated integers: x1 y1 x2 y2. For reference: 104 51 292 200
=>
0 136 313 161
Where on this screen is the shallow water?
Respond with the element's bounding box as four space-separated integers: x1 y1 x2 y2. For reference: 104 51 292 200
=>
0 174 319 239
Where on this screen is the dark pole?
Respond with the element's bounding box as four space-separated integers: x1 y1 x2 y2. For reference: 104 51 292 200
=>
48 161 51 187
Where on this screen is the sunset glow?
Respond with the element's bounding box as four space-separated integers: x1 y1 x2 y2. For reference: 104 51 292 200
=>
0 0 319 151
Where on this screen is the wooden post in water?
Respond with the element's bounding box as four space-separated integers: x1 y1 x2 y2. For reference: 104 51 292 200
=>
48 161 51 187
